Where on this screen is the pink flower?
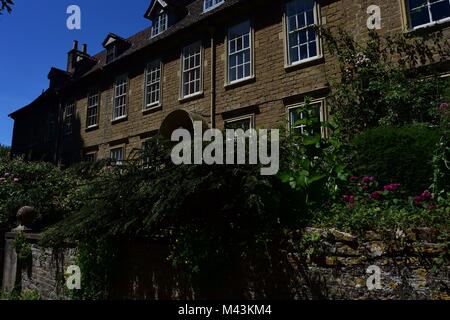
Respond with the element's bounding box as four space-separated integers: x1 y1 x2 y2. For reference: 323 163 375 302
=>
361 185 369 191
13 178 19 183
349 176 359 182
343 195 355 203
383 183 401 192
369 191 382 200
362 176 375 184
438 102 448 112
4 173 10 177
414 196 424 205
421 190 432 201
0 178 5 183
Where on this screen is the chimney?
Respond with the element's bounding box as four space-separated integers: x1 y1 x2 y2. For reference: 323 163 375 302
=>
67 40 79 73
82 43 87 54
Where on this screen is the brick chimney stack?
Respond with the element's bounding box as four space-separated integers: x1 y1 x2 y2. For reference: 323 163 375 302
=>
67 40 79 73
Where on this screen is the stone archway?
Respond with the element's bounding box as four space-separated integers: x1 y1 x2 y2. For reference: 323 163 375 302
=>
159 109 209 140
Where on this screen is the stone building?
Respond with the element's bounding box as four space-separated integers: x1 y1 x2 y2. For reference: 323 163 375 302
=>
8 0 450 165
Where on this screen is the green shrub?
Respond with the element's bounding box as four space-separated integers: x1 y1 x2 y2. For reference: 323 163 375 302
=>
351 125 441 193
0 158 84 230
0 145 9 159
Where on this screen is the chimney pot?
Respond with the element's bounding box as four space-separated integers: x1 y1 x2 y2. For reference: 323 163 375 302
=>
82 44 87 54
72 40 79 50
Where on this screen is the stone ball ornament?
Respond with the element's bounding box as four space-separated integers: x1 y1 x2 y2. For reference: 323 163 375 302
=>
13 206 36 232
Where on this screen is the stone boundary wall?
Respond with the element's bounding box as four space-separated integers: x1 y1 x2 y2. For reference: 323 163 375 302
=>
288 228 450 300
2 228 449 300
1 232 76 300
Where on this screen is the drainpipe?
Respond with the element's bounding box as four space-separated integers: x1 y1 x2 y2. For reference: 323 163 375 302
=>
209 27 216 128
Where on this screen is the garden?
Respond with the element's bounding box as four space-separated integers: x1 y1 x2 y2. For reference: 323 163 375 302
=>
0 29 449 299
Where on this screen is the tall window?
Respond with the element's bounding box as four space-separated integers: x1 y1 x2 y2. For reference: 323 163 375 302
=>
64 100 75 135
203 0 224 12
145 60 162 109
106 45 116 64
181 43 202 98
286 0 319 66
87 89 99 128
110 147 124 165
288 100 327 138
151 12 168 38
113 75 127 120
46 112 56 141
228 20 253 84
406 0 450 29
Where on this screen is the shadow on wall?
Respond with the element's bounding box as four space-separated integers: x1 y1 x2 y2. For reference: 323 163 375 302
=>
109 239 325 300
58 115 85 166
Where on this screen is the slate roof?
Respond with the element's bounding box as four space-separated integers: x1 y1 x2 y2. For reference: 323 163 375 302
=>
82 0 242 78
9 0 244 118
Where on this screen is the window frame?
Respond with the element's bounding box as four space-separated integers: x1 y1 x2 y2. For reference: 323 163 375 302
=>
144 60 163 110
151 11 169 38
203 0 225 13
84 152 97 163
63 99 76 136
112 74 128 121
86 88 100 129
404 0 450 30
106 45 117 64
226 20 255 85
110 146 125 166
283 0 322 68
180 42 204 99
224 114 255 131
286 98 328 139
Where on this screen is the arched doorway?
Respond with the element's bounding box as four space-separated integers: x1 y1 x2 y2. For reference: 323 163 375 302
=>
159 109 209 140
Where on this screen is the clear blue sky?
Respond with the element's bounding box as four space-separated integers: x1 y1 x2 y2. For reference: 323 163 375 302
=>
0 0 150 146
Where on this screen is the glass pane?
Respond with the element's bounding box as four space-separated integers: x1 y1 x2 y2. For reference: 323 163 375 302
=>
410 5 431 27
430 0 450 21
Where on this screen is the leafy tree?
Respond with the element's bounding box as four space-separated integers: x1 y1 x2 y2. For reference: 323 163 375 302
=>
0 145 10 159
0 0 14 14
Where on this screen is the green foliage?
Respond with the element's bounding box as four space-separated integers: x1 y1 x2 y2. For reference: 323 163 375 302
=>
69 240 118 300
0 0 13 14
13 232 32 268
432 104 450 196
0 157 83 230
351 125 441 193
278 98 350 206
0 144 10 159
1 289 40 300
41 137 303 297
313 174 450 233
320 28 450 140
315 203 449 234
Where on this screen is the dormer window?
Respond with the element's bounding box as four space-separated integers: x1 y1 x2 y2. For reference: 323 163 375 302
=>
151 11 168 38
203 0 224 12
106 45 117 64
102 33 131 64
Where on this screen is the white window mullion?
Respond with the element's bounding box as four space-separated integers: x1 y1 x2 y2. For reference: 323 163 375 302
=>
227 20 252 84
145 61 162 109
113 75 127 120
181 43 202 98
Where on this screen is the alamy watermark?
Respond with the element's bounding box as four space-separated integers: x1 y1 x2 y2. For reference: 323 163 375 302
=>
366 265 382 290
170 121 280 176
65 265 81 290
66 5 81 30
